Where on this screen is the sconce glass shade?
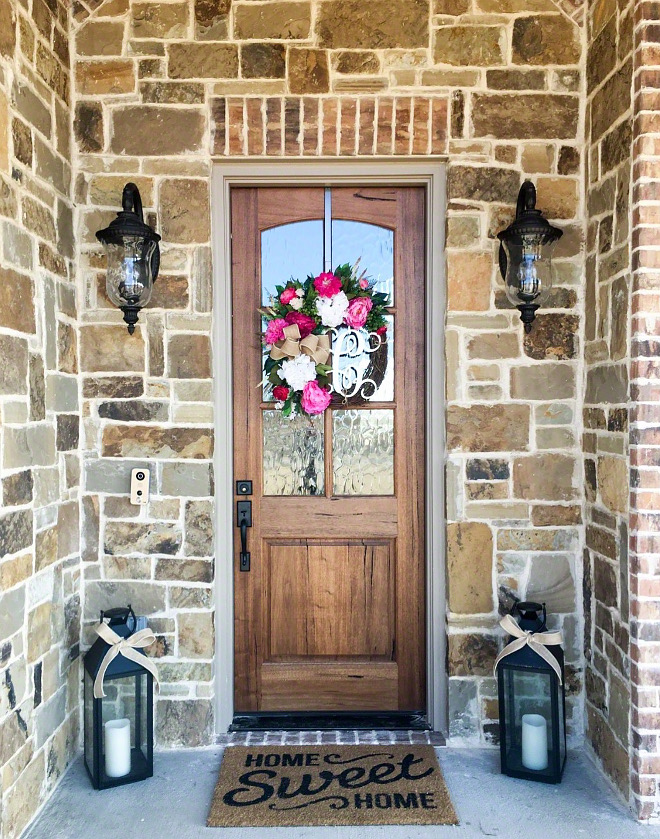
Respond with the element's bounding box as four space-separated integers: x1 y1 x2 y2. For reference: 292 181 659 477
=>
96 183 160 334
497 181 562 333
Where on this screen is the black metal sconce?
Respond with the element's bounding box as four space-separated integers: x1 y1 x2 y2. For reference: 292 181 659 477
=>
497 181 562 333
96 183 161 334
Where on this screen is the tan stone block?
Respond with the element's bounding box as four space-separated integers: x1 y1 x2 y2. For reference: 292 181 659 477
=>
526 553 575 612
531 505 581 526
178 611 214 658
521 143 553 174
167 334 211 379
76 60 135 95
335 51 380 74
57 322 78 374
472 94 579 140
0 86 8 174
317 0 427 48
446 215 480 248
241 43 286 79
235 1 311 40
447 522 493 613
510 364 575 400
35 526 57 572
2 748 44 839
0 267 35 334
102 425 213 459
513 453 576 501
512 16 580 66
28 601 52 662
74 102 104 154
445 328 459 401
111 106 206 156
132 3 189 39
289 48 330 94
475 0 554 9
168 42 238 79
80 325 145 373
447 251 492 311
467 332 518 359
76 20 126 56
434 25 505 67
0 0 16 60
597 456 627 514
447 404 529 452
0 553 32 590
523 313 578 361
90 175 153 208
102 523 182 557
535 177 578 220
159 179 210 244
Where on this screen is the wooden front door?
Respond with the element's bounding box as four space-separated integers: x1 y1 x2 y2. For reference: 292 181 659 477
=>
231 185 425 713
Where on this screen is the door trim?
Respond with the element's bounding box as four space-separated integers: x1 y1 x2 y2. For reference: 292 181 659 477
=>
211 161 447 733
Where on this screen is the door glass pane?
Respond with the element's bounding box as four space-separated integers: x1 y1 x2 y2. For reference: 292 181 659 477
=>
263 411 324 496
331 220 394 302
261 221 323 305
332 410 394 495
331 316 393 402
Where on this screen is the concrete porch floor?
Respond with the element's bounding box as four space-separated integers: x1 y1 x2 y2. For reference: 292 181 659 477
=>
24 746 660 839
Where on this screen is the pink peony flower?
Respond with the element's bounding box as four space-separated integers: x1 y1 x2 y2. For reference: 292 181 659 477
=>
273 385 290 402
264 318 287 345
314 272 342 298
344 296 373 329
280 286 297 305
284 311 316 338
301 381 332 415
359 278 369 290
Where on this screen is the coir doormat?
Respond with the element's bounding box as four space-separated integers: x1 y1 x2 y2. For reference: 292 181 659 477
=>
207 745 458 827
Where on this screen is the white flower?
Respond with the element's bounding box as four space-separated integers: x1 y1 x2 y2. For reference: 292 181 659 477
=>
280 353 316 391
316 291 349 328
296 288 304 297
289 296 303 310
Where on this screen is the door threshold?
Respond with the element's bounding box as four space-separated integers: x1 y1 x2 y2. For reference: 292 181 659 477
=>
229 711 430 732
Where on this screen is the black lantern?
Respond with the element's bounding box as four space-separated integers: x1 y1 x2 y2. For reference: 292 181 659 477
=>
495 602 566 784
497 181 563 332
83 606 156 790
96 183 161 334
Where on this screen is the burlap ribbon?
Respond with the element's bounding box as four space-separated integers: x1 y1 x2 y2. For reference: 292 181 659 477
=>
269 324 331 365
93 622 160 699
493 614 564 684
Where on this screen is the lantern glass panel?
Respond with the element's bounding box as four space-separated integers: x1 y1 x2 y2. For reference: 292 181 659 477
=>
101 674 150 782
105 236 156 309
503 667 553 777
502 234 557 308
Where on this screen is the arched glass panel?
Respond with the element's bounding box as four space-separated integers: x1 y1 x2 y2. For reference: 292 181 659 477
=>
261 220 323 305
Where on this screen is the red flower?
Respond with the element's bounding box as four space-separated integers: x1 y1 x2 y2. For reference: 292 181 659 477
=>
313 272 342 298
273 385 290 402
376 325 387 336
284 311 316 338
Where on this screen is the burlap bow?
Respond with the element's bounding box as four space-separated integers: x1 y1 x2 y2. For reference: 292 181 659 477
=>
269 324 331 365
93 621 161 699
493 614 564 684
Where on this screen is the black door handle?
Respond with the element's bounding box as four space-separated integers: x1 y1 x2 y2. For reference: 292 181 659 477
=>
237 500 252 572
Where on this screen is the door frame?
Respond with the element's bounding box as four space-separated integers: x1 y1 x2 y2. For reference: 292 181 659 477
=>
211 161 447 733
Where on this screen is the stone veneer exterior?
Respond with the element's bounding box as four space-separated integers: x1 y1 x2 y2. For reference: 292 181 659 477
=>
6 0 660 832
0 0 80 836
71 0 586 760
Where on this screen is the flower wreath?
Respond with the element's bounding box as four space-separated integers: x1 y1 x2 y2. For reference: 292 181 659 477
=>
261 263 390 417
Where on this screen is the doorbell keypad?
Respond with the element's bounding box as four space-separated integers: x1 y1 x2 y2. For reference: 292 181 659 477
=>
130 468 150 505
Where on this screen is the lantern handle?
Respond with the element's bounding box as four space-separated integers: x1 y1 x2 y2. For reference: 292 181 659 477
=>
122 182 144 222
100 604 137 632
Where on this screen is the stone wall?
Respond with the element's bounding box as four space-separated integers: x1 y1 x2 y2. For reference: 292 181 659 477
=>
70 0 586 747
629 1 660 822
582 0 633 803
0 0 80 835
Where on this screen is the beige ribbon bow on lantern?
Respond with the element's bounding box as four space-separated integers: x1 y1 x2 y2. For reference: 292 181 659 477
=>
269 324 331 365
93 621 161 699
493 614 564 684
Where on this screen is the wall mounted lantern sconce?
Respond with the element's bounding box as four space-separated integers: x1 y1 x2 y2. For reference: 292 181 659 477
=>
497 181 562 333
96 183 161 334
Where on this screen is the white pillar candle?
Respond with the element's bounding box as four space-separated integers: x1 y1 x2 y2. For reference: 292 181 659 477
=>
521 713 548 771
105 718 131 778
